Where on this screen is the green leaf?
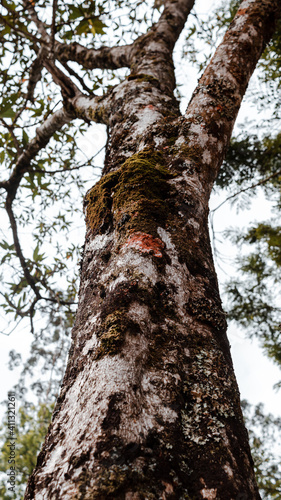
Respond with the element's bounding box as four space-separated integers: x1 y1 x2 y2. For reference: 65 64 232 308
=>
22 129 29 146
0 106 16 119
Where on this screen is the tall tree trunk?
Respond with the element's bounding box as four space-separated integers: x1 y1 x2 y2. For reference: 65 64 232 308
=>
25 0 280 498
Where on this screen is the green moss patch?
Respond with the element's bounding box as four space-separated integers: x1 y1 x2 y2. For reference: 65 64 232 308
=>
85 149 174 237
96 310 127 358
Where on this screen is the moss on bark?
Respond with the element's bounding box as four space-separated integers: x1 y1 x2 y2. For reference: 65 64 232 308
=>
84 149 174 237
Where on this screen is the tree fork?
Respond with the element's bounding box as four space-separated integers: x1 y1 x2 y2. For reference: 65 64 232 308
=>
24 0 281 498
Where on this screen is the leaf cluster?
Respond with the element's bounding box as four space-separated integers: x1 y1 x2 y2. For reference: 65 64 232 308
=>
242 400 281 499
0 401 54 499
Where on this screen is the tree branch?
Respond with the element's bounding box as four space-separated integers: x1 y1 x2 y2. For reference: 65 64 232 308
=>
0 12 42 45
154 0 196 49
22 0 49 41
55 41 133 70
181 0 281 187
60 60 92 94
0 108 74 202
54 0 195 71
5 198 41 299
50 0 58 59
26 54 44 103
69 92 111 125
43 59 81 99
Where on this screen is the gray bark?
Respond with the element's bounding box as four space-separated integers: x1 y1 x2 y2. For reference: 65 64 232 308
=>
24 0 281 498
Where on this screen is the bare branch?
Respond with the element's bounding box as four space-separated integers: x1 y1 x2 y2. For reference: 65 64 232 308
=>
32 145 105 174
60 60 92 94
211 169 281 214
5 198 41 299
27 54 44 103
55 41 133 70
22 0 49 40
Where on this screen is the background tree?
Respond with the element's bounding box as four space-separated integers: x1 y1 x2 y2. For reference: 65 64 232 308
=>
0 0 280 498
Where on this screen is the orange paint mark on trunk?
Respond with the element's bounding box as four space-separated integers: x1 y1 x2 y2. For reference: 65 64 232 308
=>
123 232 165 258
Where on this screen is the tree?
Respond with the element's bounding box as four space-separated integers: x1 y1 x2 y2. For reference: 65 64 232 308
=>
0 402 54 500
241 401 281 500
0 0 280 498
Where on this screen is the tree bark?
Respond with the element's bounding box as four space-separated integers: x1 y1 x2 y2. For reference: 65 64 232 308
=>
24 0 281 498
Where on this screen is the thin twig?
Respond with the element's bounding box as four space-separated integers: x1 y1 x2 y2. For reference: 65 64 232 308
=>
5 197 41 299
0 291 28 318
0 118 23 156
61 61 92 94
0 13 42 46
0 317 24 336
211 169 281 214
50 0 58 59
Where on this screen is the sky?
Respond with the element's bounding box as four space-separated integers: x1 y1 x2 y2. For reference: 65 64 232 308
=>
0 0 280 426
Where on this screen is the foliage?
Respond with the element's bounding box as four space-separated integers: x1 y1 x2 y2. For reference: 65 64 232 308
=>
9 308 72 402
224 222 281 387
242 400 281 499
0 402 54 499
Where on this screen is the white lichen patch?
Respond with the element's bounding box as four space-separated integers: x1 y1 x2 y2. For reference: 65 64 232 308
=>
202 150 212 165
153 135 165 148
101 248 159 287
39 445 65 475
238 0 256 10
81 320 100 355
86 232 114 253
201 487 217 499
223 463 234 478
133 106 163 135
128 302 151 328
157 227 190 316
175 135 186 147
180 343 238 446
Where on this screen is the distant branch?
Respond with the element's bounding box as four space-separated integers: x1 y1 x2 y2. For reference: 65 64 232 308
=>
27 54 44 103
211 169 281 214
32 145 105 174
5 199 41 299
0 107 74 201
61 60 92 94
51 0 58 58
22 0 49 40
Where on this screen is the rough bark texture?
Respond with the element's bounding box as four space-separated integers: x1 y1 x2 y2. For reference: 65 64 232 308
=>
24 0 281 499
